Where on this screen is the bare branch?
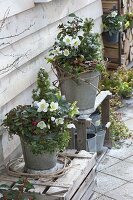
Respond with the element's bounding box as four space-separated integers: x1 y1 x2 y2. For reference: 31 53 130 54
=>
0 23 35 40
0 50 30 75
0 9 33 75
0 8 10 32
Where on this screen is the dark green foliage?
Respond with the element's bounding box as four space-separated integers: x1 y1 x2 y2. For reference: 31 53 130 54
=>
0 178 35 200
47 14 105 80
2 69 78 154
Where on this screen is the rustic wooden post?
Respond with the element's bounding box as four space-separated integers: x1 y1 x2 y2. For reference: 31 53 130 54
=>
76 117 91 151
101 96 112 148
68 128 76 149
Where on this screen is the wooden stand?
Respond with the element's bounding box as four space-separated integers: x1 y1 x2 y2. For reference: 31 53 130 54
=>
102 0 133 69
0 150 96 200
69 91 112 150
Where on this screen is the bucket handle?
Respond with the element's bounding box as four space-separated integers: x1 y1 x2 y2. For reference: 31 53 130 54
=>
90 121 111 133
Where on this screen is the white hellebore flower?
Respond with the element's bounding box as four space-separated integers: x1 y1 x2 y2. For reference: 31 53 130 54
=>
118 21 123 27
37 99 49 112
53 47 61 56
63 35 72 45
51 117 55 121
55 118 64 125
50 102 59 111
67 124 76 129
37 121 47 129
111 11 117 18
64 49 70 57
71 37 81 48
77 31 84 37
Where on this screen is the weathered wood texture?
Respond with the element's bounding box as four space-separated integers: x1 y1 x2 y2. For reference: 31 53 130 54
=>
102 0 133 69
0 0 35 21
0 150 97 200
0 0 103 164
70 91 112 150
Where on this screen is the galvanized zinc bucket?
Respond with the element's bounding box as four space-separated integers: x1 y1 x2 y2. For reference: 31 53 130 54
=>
60 71 100 112
21 140 57 170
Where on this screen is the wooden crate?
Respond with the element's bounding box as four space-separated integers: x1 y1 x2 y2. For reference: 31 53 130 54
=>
102 0 118 13
0 150 97 200
102 0 133 69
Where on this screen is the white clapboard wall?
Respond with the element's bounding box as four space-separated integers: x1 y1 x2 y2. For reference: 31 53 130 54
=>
0 0 103 165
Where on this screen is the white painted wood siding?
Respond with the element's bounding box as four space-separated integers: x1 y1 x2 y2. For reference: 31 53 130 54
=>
0 0 103 162
0 0 35 21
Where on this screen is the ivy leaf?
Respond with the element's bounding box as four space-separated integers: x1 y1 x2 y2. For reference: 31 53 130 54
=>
69 13 76 18
0 184 10 190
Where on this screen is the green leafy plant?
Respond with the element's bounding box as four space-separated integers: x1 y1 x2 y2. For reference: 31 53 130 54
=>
0 178 35 200
99 68 132 142
102 10 123 35
2 69 79 154
118 82 132 98
47 14 105 82
100 68 133 100
110 108 131 142
123 12 133 29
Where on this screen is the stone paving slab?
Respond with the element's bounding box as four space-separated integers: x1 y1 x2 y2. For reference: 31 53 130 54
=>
102 160 133 181
120 139 133 146
96 195 115 200
124 155 133 164
90 192 102 200
107 145 133 160
106 182 133 200
91 97 133 200
97 155 121 172
91 192 116 200
117 98 133 122
94 172 126 194
124 118 133 131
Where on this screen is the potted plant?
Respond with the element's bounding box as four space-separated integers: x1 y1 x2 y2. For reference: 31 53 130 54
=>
124 12 133 29
47 14 105 113
2 69 79 171
102 10 123 43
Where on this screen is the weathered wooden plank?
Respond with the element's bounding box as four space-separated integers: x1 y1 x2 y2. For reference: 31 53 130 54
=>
76 118 91 151
0 52 52 107
107 62 119 69
0 0 102 50
0 150 96 200
104 43 119 49
102 0 118 12
71 168 96 200
46 151 96 199
1 83 34 121
0 0 35 21
0 20 102 80
81 180 96 200
104 47 119 59
0 22 57 79
94 91 112 110
101 97 112 148
65 155 96 200
34 0 52 2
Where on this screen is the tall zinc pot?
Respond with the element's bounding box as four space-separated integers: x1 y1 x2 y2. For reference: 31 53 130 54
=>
60 71 100 112
21 140 57 170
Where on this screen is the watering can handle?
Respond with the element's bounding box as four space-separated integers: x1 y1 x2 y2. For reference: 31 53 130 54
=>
90 121 111 132
90 122 97 133
105 122 111 129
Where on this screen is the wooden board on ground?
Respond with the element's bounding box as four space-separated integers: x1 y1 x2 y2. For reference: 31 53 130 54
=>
0 150 96 200
107 62 120 69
